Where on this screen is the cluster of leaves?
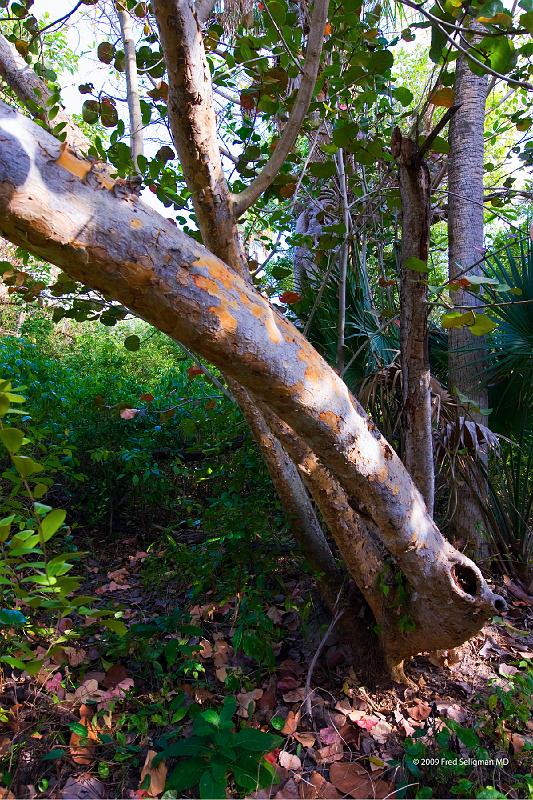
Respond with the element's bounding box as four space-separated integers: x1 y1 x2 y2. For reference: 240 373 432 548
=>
152 695 281 798
0 378 121 676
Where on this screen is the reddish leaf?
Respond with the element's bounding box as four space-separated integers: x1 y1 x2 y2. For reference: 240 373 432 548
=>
187 365 203 379
279 291 301 305
140 393 154 403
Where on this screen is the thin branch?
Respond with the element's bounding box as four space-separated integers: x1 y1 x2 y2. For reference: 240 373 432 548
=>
117 9 144 171
419 104 461 157
195 0 217 24
232 0 330 217
336 148 349 374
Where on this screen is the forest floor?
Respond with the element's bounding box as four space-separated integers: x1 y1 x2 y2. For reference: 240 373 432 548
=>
0 527 532 800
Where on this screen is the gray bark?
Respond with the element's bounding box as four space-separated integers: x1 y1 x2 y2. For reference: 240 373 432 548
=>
392 129 434 515
448 52 489 556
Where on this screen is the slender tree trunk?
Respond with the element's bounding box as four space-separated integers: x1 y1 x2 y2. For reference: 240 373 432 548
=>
118 9 144 171
448 52 489 557
336 148 349 375
392 129 434 515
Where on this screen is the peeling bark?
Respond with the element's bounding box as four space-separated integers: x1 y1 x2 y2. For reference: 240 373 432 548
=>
392 129 434 515
0 104 506 668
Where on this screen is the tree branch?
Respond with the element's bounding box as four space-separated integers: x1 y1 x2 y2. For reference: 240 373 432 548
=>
117 8 144 171
195 0 217 24
232 0 330 217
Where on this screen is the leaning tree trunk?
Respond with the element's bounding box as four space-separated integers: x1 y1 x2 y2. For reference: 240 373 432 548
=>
448 51 489 557
392 129 434 515
0 103 506 675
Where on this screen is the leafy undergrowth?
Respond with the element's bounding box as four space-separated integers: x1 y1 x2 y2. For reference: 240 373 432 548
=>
0 334 531 799
0 520 531 799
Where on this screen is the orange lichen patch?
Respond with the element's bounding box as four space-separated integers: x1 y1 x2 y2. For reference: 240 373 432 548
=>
297 348 313 365
391 484 400 496
130 218 143 229
208 305 238 334
56 143 92 181
375 466 388 483
193 274 224 298
319 411 341 433
304 364 322 382
192 256 234 289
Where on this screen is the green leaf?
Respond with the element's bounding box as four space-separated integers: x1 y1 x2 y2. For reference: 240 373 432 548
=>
469 314 498 336
0 608 27 627
167 758 206 792
12 455 43 478
42 748 64 761
404 256 428 272
69 721 90 737
41 509 66 542
0 427 24 453
270 715 285 731
309 161 336 179
234 728 281 752
154 738 211 765
124 335 141 352
368 49 394 74
199 766 227 800
101 618 128 635
393 86 413 106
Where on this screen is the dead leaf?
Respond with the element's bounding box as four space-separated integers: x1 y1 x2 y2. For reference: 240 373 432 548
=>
279 751 302 770
329 762 369 795
0 789 15 799
60 775 105 799
429 87 454 108
102 664 129 689
198 639 213 659
316 741 344 764
275 778 299 799
0 738 10 758
70 706 99 765
319 727 341 746
237 688 263 718
293 732 316 747
407 702 432 722
281 710 300 735
73 679 102 704
283 687 307 703
140 749 168 797
277 675 300 692
213 639 232 668
299 771 342 799
499 663 519 677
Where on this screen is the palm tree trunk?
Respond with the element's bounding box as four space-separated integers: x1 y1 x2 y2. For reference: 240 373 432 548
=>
448 50 489 558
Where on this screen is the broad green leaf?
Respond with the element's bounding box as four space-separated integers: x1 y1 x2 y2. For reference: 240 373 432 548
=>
0 608 27 627
101 618 128 635
0 427 24 453
167 758 206 792
393 86 413 106
469 314 498 336
41 748 64 761
199 765 227 800
41 509 66 542
404 257 428 272
12 455 43 478
124 334 141 352
234 728 282 752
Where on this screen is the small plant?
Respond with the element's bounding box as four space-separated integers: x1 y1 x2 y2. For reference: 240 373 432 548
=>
152 695 281 798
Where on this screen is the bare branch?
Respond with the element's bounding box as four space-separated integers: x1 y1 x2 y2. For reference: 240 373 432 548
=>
117 9 144 171
195 0 217 24
0 31 88 152
232 0 330 217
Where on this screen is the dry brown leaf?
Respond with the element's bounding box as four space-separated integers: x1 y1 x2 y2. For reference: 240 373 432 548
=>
299 771 342 799
60 774 105 799
237 688 263 718
140 749 168 797
198 638 213 659
213 639 232 668
0 789 15 799
407 703 432 722
283 687 307 703
0 738 10 759
279 751 302 771
70 704 99 766
275 778 300 799
281 710 300 735
316 741 344 764
329 762 369 795
215 666 228 682
293 732 316 747
319 726 341 746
